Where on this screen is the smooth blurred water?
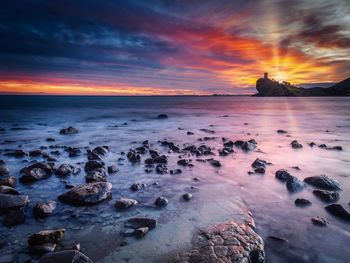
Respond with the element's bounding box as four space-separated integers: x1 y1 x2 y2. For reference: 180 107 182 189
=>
0 95 349 263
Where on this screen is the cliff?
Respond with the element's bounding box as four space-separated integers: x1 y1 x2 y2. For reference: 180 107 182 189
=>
256 77 350 96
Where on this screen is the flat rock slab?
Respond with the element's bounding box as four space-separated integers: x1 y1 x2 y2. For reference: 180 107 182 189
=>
58 182 112 206
173 219 265 263
39 250 93 263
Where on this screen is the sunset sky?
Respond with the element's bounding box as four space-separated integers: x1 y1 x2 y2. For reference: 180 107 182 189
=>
0 0 349 95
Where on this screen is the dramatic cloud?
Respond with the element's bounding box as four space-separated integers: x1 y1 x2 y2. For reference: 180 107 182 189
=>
0 0 349 95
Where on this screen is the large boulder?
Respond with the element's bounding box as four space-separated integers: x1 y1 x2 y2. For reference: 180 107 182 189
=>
39 250 93 263
0 194 29 213
58 182 112 206
304 175 341 191
20 162 53 183
325 204 350 221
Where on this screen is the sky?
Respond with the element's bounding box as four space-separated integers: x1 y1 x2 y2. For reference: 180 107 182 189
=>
0 0 349 95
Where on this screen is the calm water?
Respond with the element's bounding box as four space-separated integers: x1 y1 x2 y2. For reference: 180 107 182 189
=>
0 96 350 263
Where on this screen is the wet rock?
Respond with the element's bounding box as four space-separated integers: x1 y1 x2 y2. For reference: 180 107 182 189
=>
187 131 194 135
219 147 234 156
59 127 78 135
84 160 104 172
21 162 53 175
177 159 193 167
149 150 160 158
144 158 154 165
0 194 29 213
157 114 168 119
0 175 16 187
107 165 118 174
325 204 350 221
241 141 257 151
251 158 266 169
92 146 109 156
136 146 147 154
170 169 182 175
33 201 57 218
175 217 264 263
0 164 10 176
154 196 168 207
319 144 327 148
3 208 25 227
125 217 157 229
66 147 81 157
277 130 288 134
199 128 215 134
85 168 107 183
20 167 48 183
127 150 141 163
46 137 55 142
291 140 303 149
5 149 27 157
328 146 343 151
311 217 328 227
275 169 292 182
313 190 339 203
234 140 244 147
286 176 305 193
40 250 92 263
254 167 266 174
115 198 138 210
295 198 312 207
55 164 74 177
29 149 47 157
0 185 19 195
135 227 149 238
209 159 221 167
28 229 65 249
58 182 112 206
223 141 234 148
182 193 192 201
304 175 341 191
155 164 167 174
197 145 213 156
153 155 168 164
309 142 316 147
130 183 144 191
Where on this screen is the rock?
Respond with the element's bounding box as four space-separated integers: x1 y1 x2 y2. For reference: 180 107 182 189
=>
130 183 143 191
72 243 81 251
39 250 93 263
219 147 233 156
0 185 19 195
3 208 25 227
254 167 265 174
115 198 138 210
154 196 168 207
309 142 316 147
153 155 168 164
182 193 192 201
85 168 107 183
251 158 266 168
170 169 182 175
157 114 168 119
328 146 343 151
275 169 292 182
209 159 221 167
28 229 65 247
295 198 312 207
311 217 328 227
107 165 118 174
325 204 350 221
0 194 29 213
59 127 78 135
46 137 55 142
21 162 54 175
135 227 149 238
92 146 109 156
20 167 48 183
277 130 288 134
177 159 193 167
58 182 112 206
175 217 264 263
0 175 16 187
33 201 57 218
84 160 104 172
55 164 74 177
187 131 194 135
125 217 157 230
304 175 341 191
286 176 305 193
223 141 234 148
291 140 303 149
155 164 167 174
0 164 10 176
29 149 46 157
127 150 141 163
319 144 327 148
144 158 154 165
5 149 27 157
313 190 339 203
241 141 256 151
66 147 81 157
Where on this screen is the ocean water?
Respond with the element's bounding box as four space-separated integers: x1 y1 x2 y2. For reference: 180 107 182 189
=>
0 95 350 263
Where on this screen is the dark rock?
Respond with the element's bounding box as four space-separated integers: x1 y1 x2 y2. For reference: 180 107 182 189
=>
21 162 53 175
3 208 25 227
311 217 328 227
46 137 55 142
0 194 29 213
313 190 339 203
125 217 157 230
115 198 138 210
33 201 57 218
153 155 168 164
154 196 168 207
291 140 303 149
58 182 112 206
157 114 168 119
59 127 78 135
135 227 149 238
309 142 316 147
39 250 93 263
234 140 244 147
295 198 312 207
20 168 48 183
187 131 194 135
219 147 234 156
0 165 10 176
0 175 16 187
328 146 343 151
170 169 182 175
55 164 74 177
144 158 154 165
177 159 193 167
5 149 27 157
277 130 287 134
286 176 305 193
130 183 143 191
107 165 118 174
149 150 160 158
28 229 65 247
254 167 265 174
92 146 109 156
84 160 104 172
319 144 327 148
0 185 19 195
136 146 147 154
304 175 341 191
182 193 192 201
155 164 167 174
29 149 46 157
325 204 350 221
241 141 256 151
85 168 107 183
251 158 266 168
66 147 81 157
223 141 234 148
199 128 215 134
209 159 221 167
275 169 292 182
127 150 141 163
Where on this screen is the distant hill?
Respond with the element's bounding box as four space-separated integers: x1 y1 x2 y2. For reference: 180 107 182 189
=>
255 76 350 96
